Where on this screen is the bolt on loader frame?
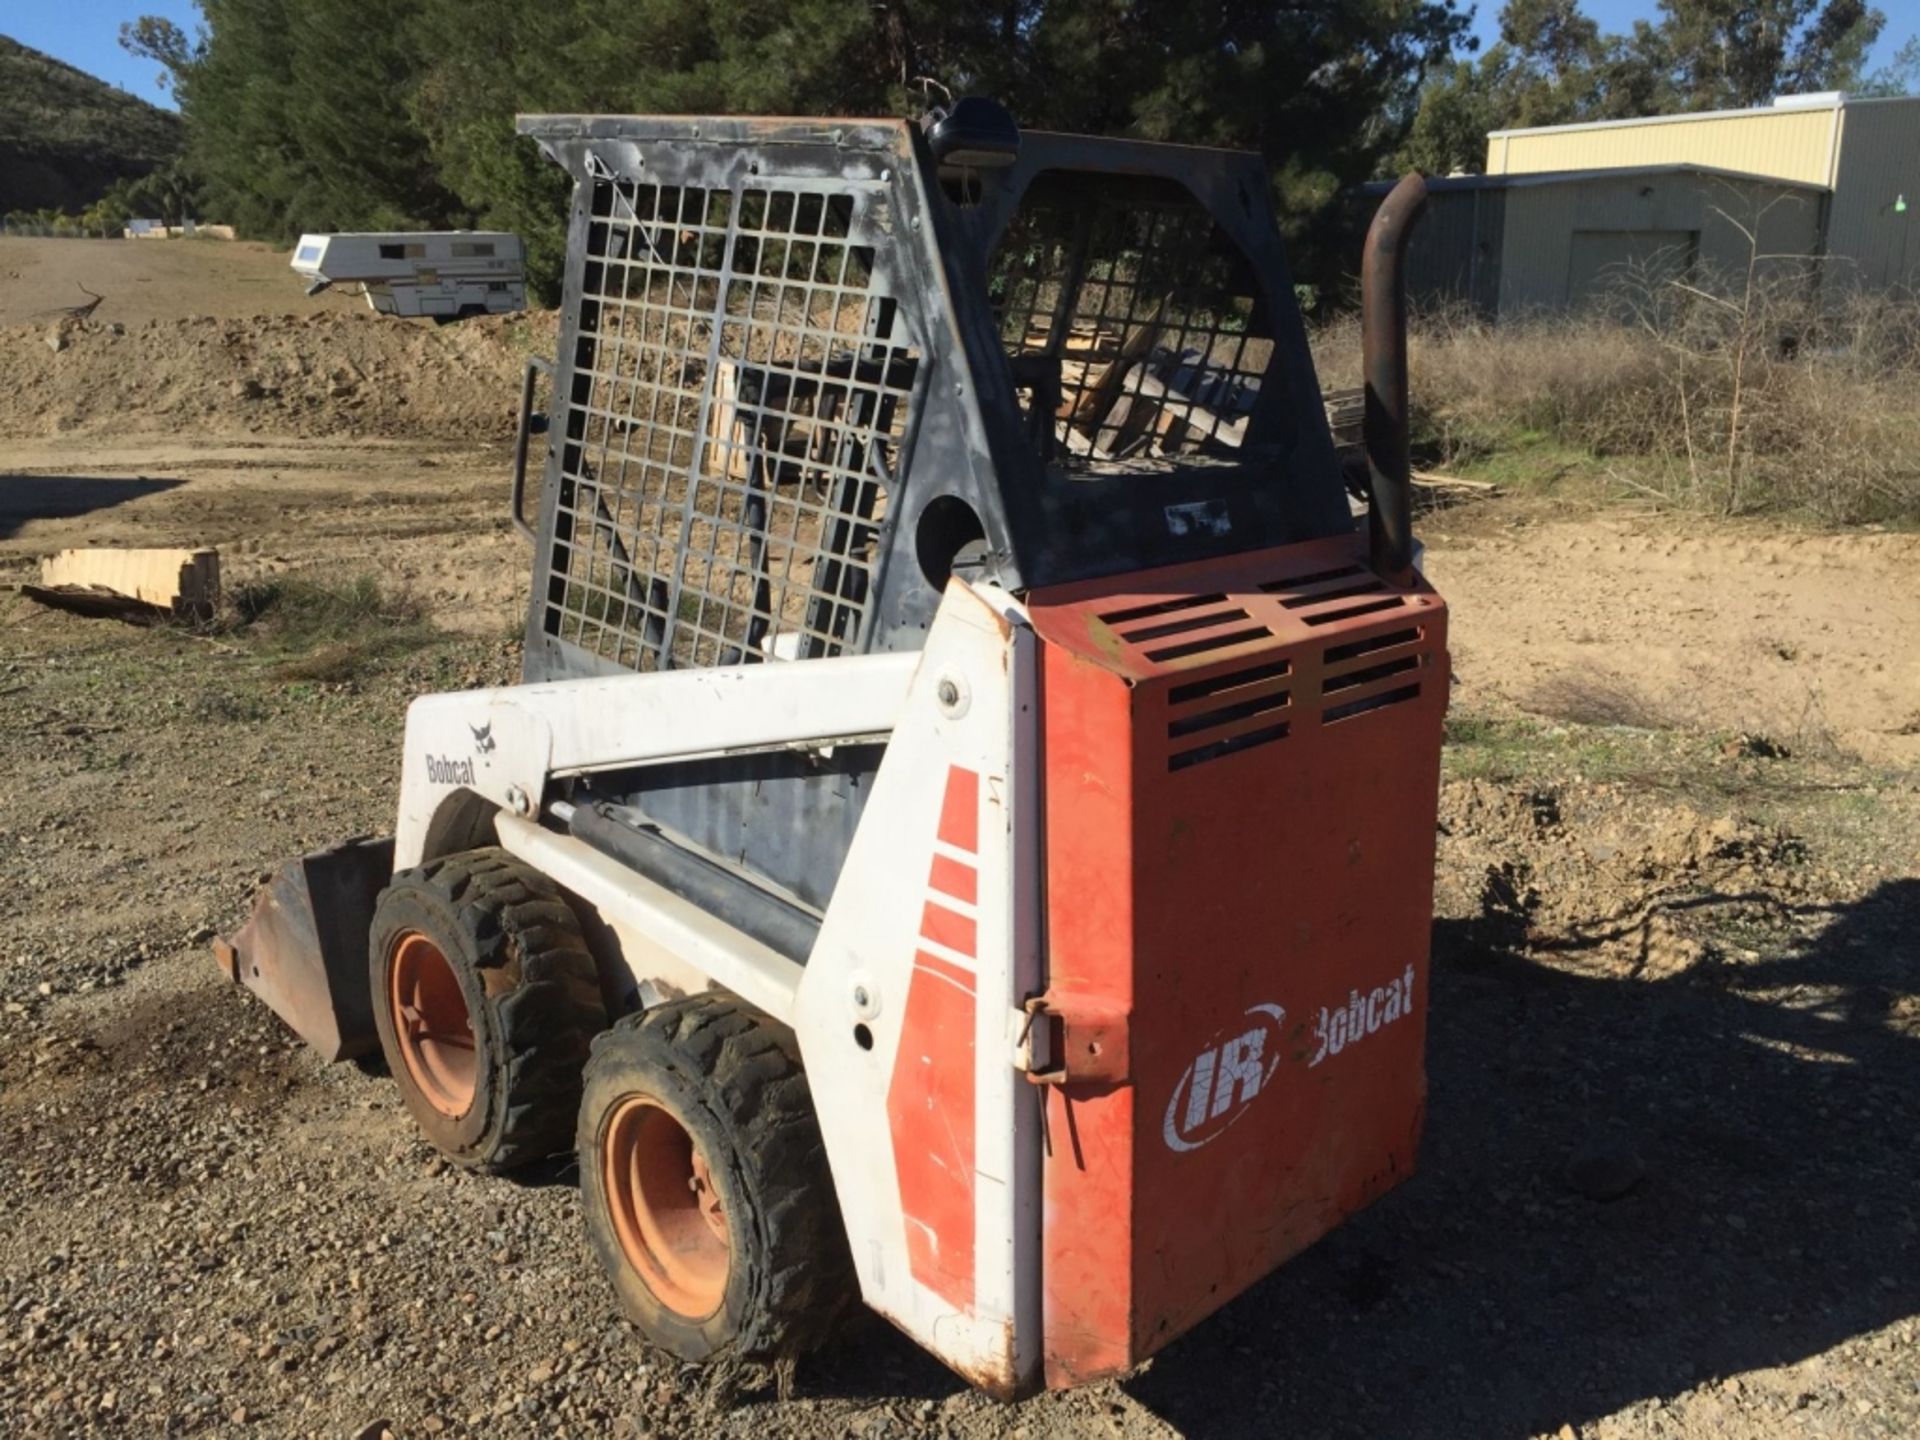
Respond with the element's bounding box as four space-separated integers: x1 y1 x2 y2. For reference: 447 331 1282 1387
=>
217 107 1443 1398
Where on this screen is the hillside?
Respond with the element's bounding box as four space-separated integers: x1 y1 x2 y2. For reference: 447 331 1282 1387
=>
0 34 183 214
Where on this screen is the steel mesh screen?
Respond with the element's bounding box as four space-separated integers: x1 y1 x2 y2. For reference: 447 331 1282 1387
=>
544 171 920 671
989 184 1273 468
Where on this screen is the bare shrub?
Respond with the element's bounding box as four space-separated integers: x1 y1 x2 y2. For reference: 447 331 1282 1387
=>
1310 220 1920 525
1526 672 1678 731
1414 307 1660 466
1308 310 1363 392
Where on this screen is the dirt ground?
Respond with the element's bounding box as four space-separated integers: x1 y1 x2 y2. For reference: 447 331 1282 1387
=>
1420 510 1920 768
0 254 1915 1439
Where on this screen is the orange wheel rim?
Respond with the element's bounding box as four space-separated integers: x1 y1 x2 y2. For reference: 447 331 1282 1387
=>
388 931 477 1118
601 1096 730 1319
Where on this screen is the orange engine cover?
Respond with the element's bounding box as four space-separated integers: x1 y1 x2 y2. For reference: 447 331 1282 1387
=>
1028 532 1449 1387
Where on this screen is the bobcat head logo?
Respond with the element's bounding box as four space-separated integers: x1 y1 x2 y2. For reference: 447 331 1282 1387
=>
469 721 496 755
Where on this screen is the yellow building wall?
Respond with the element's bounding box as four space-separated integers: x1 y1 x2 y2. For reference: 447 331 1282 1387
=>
1485 107 1839 187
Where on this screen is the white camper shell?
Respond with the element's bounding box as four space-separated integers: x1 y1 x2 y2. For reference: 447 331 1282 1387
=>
291 231 527 321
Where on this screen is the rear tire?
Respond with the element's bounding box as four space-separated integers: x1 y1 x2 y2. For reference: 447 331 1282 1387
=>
369 848 604 1170
579 995 853 1363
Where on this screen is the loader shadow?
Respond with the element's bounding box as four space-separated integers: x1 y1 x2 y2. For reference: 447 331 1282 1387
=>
793 879 1920 1430
0 474 183 539
1111 876 1920 1439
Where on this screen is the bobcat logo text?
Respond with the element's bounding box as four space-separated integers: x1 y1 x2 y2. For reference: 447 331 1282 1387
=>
1310 966 1417 1067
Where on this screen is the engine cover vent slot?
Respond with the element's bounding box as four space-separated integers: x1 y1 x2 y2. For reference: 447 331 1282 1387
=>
1099 593 1228 625
1324 626 1421 665
1303 596 1407 628
1170 687 1292 740
1256 562 1409 630
1094 592 1277 666
1322 683 1421 725
1276 579 1386 611
1144 625 1272 663
1322 654 1420 695
1168 657 1291 706
1166 656 1293 769
1168 720 1291 771
1121 606 1252 645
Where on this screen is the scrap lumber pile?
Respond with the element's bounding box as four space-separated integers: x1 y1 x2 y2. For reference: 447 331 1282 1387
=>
1322 385 1365 456
699 333 1366 475
1017 313 1258 462
1015 317 1363 465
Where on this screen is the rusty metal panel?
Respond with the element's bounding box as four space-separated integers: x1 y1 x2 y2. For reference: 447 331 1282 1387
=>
1028 532 1448 1385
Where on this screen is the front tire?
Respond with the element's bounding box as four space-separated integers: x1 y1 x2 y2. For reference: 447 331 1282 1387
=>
369 848 604 1170
579 996 853 1363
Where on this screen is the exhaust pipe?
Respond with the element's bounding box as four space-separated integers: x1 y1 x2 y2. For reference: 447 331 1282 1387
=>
1361 172 1430 587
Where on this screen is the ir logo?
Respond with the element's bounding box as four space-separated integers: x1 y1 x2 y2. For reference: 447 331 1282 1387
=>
1162 1003 1287 1153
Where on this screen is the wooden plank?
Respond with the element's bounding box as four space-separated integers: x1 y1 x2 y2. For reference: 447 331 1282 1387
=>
1068 300 1166 434
1120 370 1248 449
37 547 219 620
1021 317 1120 359
705 359 751 482
1412 470 1498 491
1058 425 1113 461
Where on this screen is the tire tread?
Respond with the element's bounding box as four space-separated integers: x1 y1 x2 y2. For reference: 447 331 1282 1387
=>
373 847 603 1170
581 995 852 1361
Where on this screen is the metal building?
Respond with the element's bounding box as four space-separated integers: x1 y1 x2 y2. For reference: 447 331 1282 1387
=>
1485 93 1920 296
1372 164 1826 316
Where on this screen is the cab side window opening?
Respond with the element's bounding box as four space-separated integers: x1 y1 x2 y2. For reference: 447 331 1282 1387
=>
987 173 1274 471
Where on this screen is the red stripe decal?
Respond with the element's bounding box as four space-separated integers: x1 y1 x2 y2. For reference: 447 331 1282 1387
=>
914 948 976 992
928 853 979 905
937 766 980 853
884 761 983 1315
888 950 978 1314
919 900 978 959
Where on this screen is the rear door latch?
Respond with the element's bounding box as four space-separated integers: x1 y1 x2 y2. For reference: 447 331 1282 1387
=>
1018 990 1130 1086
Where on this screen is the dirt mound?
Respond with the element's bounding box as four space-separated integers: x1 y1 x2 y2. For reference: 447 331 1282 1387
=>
0 310 557 441
1438 778 1819 979
0 235 377 327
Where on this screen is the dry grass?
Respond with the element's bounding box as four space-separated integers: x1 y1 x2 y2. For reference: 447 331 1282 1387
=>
223 575 437 681
1311 283 1920 526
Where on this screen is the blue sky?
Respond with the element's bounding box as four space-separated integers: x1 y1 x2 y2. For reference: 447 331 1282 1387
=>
3 0 1914 111
7 0 201 106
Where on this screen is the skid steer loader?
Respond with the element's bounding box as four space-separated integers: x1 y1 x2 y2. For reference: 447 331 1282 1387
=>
215 100 1445 1398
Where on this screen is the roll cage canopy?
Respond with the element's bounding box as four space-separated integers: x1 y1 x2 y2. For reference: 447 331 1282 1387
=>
517 113 1349 682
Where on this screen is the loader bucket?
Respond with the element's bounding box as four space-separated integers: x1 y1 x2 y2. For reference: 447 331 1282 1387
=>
211 836 394 1062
